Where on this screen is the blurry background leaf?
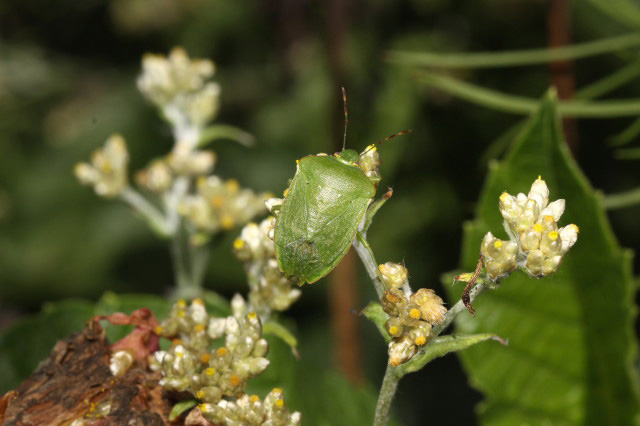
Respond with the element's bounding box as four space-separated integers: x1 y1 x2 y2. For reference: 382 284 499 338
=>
0 299 95 392
446 93 639 425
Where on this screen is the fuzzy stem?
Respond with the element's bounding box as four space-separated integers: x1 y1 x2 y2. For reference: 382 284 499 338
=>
120 187 169 236
432 283 486 336
353 231 385 298
373 365 400 426
171 227 192 293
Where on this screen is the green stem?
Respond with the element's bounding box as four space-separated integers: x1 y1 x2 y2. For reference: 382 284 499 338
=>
373 365 400 426
609 117 640 147
120 187 169 237
602 187 640 210
191 244 211 290
614 147 640 160
171 227 192 294
386 33 640 69
417 72 640 118
353 231 386 298
575 58 640 100
432 284 486 336
199 124 255 148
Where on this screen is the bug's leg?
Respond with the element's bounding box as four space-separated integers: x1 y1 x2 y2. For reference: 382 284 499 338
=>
459 254 484 317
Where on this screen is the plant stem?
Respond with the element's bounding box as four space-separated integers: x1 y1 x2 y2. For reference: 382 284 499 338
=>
353 231 385 298
120 187 169 236
432 284 486 337
386 33 640 69
417 72 640 118
602 187 640 210
373 365 400 426
171 227 192 294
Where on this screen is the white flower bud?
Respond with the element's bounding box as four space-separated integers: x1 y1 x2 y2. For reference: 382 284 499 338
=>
265 198 283 214
542 255 562 276
388 334 417 366
208 318 227 339
528 176 549 211
249 357 270 375
540 230 562 256
231 293 247 318
498 192 522 224
559 224 579 254
520 224 543 251
110 350 134 376
540 199 565 222
378 262 409 288
517 199 539 233
225 316 241 335
525 249 544 276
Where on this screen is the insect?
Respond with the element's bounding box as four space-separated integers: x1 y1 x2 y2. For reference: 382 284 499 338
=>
273 88 409 285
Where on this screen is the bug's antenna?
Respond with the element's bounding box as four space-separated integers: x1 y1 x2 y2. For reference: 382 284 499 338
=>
342 87 348 151
361 129 412 156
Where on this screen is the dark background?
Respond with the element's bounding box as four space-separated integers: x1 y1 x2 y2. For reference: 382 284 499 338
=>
1 1 639 424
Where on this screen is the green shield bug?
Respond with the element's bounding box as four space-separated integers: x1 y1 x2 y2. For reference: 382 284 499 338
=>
269 89 409 285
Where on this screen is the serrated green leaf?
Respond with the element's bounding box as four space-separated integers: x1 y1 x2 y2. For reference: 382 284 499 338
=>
398 334 506 377
361 302 391 343
169 399 198 421
446 91 640 425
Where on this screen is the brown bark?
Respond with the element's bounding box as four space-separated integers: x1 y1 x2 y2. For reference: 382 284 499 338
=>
1 322 171 426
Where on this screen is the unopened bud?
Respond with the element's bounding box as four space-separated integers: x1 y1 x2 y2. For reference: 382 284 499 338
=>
378 262 408 289
388 334 417 366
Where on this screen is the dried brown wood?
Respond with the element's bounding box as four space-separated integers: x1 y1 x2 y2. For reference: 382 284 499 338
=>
1 321 172 426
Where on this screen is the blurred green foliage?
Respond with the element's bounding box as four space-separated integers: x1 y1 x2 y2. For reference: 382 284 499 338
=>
1 0 640 425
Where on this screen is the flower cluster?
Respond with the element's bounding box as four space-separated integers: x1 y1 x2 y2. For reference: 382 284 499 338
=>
198 388 301 426
150 299 300 423
233 217 301 318
137 47 220 142
483 176 579 280
378 262 447 366
74 134 129 198
75 48 270 251
180 176 270 238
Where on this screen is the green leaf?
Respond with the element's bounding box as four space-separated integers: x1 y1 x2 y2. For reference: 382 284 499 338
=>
169 399 198 421
361 302 391 343
201 290 231 317
0 299 95 393
446 91 640 425
262 320 299 357
397 334 505 377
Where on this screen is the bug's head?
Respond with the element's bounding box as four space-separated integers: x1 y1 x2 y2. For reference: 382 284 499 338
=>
335 149 359 165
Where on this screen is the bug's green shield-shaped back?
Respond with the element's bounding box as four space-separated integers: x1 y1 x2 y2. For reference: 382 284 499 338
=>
274 155 375 284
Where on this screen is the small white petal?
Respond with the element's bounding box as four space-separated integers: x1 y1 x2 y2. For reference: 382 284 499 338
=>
541 199 565 222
